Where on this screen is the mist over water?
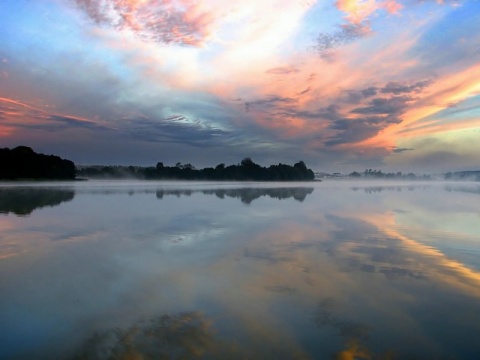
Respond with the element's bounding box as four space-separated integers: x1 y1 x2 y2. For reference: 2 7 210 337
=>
1 180 480 359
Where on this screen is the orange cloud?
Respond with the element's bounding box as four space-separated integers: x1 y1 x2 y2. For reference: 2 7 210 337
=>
336 0 378 24
336 0 402 24
361 62 480 147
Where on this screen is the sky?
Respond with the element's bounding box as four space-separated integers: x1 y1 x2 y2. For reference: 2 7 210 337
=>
1 0 480 172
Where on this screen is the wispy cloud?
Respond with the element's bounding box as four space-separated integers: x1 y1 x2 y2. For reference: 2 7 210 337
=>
0 97 111 134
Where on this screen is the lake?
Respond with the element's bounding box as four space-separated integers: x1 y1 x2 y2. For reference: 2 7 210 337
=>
1 180 480 359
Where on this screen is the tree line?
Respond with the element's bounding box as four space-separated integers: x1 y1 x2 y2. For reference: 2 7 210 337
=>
348 169 431 180
78 157 316 181
0 146 76 180
444 171 480 181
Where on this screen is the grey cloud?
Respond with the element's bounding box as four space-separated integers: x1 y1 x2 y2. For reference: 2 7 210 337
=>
392 147 414 153
380 80 431 95
124 115 234 147
359 86 378 98
351 96 412 115
345 80 430 104
48 114 109 129
325 116 401 146
245 96 296 113
275 104 340 121
344 86 378 103
314 22 372 57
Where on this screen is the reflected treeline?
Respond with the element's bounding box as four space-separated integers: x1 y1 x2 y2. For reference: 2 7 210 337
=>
445 184 480 195
0 186 313 216
156 187 314 204
444 170 480 181
0 187 75 215
352 185 429 194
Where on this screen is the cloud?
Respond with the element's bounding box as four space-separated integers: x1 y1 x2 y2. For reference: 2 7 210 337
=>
314 22 372 58
75 0 215 46
392 147 414 153
326 116 401 146
345 80 432 103
48 114 109 129
308 79 433 147
0 97 111 133
245 96 297 113
369 63 480 147
335 0 402 24
380 80 432 95
351 96 412 115
123 114 233 147
2 0 479 171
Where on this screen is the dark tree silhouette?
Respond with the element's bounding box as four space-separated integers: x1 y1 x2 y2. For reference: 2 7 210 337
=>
79 158 316 181
0 146 76 180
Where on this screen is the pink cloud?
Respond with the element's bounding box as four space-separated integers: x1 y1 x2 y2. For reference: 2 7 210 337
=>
75 0 217 46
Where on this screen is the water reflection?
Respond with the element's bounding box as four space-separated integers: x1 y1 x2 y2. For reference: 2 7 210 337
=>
1 182 480 359
73 185 315 204
351 185 429 193
156 187 314 204
0 187 75 215
445 184 480 195
72 312 219 360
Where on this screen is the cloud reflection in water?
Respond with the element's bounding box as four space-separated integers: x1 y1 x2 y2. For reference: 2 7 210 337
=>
0 182 480 359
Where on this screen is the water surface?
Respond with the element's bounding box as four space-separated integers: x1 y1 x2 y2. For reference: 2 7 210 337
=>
1 180 480 359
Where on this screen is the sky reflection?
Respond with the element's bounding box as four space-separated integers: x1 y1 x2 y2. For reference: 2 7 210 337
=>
0 181 479 359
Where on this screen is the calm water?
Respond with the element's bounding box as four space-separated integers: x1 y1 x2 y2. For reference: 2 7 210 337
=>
1 180 480 359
